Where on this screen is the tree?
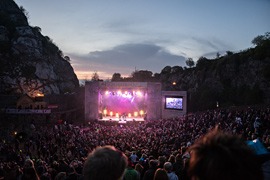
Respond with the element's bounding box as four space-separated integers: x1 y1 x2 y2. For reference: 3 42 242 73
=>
91 72 99 81
226 51 234 56
196 56 209 68
161 66 172 74
33 26 42 33
19 6 29 19
64 56 71 62
186 58 195 68
216 52 220 58
111 73 122 81
171 66 183 74
252 32 270 46
131 70 153 81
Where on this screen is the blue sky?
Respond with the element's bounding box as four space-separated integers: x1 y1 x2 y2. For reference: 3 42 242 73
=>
15 0 270 80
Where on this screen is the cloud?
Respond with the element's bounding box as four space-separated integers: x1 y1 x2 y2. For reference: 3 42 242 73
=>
70 43 186 79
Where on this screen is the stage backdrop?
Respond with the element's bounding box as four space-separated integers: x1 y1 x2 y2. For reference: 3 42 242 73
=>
85 82 187 121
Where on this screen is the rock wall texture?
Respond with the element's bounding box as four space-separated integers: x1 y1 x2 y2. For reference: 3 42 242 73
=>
0 0 79 96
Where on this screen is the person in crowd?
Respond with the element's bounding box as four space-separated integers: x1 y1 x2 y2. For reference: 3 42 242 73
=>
168 155 176 164
164 162 178 180
153 168 169 180
173 154 183 179
130 151 138 164
124 158 140 180
0 105 269 180
157 156 166 169
21 167 40 180
188 128 263 180
83 145 127 180
143 159 158 180
135 163 144 180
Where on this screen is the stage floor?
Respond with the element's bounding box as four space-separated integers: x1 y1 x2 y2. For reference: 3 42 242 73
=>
98 117 144 124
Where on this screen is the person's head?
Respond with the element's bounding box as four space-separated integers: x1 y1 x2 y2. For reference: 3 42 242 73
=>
24 159 34 169
163 162 173 173
168 155 176 164
175 154 182 163
158 156 166 166
54 172 66 180
149 159 158 169
154 168 169 180
83 145 127 180
188 128 263 180
134 163 143 173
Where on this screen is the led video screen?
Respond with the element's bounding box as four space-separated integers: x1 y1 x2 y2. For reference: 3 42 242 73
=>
165 96 183 110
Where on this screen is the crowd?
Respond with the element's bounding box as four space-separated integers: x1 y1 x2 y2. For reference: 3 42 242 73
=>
0 105 270 179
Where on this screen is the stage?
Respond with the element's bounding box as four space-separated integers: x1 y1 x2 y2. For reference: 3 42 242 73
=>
98 117 145 124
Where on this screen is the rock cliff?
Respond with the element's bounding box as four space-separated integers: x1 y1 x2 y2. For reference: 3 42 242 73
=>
0 0 79 96
160 43 270 111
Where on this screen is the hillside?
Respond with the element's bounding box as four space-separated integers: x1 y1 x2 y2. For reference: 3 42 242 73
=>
0 0 79 97
159 37 270 111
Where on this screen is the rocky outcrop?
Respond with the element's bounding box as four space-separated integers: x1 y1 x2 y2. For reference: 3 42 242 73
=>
160 45 270 111
0 0 79 96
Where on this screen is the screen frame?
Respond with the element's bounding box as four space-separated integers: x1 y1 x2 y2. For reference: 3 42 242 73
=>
164 96 183 110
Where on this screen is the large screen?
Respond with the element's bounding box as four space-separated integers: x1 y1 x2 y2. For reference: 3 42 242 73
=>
165 96 183 110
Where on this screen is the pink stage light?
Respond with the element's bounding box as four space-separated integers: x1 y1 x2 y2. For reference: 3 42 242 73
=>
105 91 109 95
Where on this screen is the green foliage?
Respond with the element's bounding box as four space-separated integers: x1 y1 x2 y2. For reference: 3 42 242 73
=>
131 70 153 82
33 26 42 33
226 51 234 56
64 56 70 62
253 39 270 60
91 72 99 81
252 32 270 46
111 73 122 81
161 66 171 74
186 58 195 68
19 6 29 19
171 66 183 74
196 56 210 69
42 36 62 56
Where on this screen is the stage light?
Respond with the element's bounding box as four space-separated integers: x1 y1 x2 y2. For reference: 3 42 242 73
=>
36 93 44 97
116 113 119 118
136 91 143 97
110 111 113 117
117 90 122 96
103 109 107 116
140 110 144 116
128 113 131 118
134 111 138 117
105 91 109 95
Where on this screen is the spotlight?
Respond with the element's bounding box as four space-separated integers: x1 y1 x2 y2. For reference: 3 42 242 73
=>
140 110 144 116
